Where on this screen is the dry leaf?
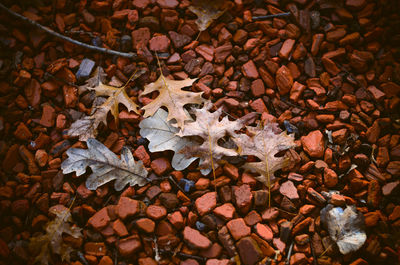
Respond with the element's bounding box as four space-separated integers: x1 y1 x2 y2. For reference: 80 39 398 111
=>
67 97 108 141
177 103 253 175
68 68 142 141
189 0 227 31
77 67 107 94
61 138 148 191
320 205 367 254
140 74 205 129
232 123 296 185
139 108 199 171
29 208 82 265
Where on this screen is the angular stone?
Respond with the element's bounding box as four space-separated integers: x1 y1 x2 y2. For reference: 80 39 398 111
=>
250 79 265 97
255 223 273 241
324 168 338 188
233 184 253 214
279 39 295 59
213 203 236 221
39 105 56 127
183 226 212 250
196 45 214 62
149 35 170 52
88 207 110 230
236 237 263 265
301 130 325 158
131 27 150 49
14 123 32 141
117 197 140 220
227 218 251 240
290 81 306 102
242 60 259 79
276 65 293 95
169 31 191 48
279 180 299 200
159 192 179 210
195 191 217 216
136 218 155 233
215 43 232 63
150 157 171 176
146 205 167 220
118 235 141 256
76 58 95 81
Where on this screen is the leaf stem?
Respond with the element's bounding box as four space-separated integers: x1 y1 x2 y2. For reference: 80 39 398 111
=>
261 124 272 208
207 124 217 193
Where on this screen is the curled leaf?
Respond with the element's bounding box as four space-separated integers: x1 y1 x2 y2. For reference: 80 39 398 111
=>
232 123 296 185
61 138 148 191
189 0 227 31
320 205 367 254
139 108 199 171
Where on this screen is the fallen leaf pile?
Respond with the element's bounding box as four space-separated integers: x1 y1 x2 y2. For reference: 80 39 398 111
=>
62 70 295 192
29 208 82 265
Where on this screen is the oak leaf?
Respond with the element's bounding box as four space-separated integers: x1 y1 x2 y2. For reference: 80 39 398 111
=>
177 103 255 175
68 68 142 141
140 74 205 129
232 123 295 185
189 0 227 31
29 208 82 265
61 138 148 191
139 108 198 171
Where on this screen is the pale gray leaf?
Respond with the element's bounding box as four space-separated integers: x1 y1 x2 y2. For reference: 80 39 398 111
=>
320 205 366 254
139 108 198 171
61 138 148 191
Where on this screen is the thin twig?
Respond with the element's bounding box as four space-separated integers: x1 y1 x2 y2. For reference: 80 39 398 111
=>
285 241 294 265
65 30 95 38
252 12 291 21
0 3 138 60
167 175 191 198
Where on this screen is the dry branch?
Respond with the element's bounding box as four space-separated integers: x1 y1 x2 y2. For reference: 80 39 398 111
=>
0 3 138 60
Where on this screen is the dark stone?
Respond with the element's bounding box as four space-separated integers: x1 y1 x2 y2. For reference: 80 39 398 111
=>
280 221 292 243
159 193 179 210
236 237 263 265
179 178 195 193
76 58 95 82
120 35 132 52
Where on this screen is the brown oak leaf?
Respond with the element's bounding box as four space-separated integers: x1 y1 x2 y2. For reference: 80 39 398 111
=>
232 123 296 185
140 73 205 128
68 68 142 141
177 103 255 175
